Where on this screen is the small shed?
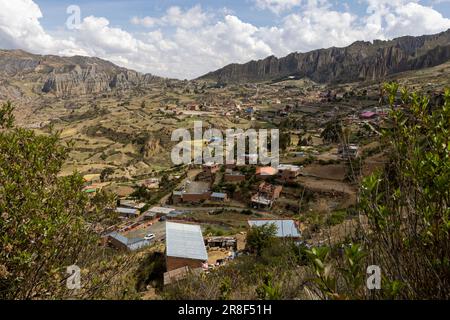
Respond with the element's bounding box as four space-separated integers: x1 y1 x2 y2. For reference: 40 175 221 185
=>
116 207 139 218
107 232 152 251
210 192 228 202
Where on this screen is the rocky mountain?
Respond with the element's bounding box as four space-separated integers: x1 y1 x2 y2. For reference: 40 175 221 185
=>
198 29 450 84
0 50 164 98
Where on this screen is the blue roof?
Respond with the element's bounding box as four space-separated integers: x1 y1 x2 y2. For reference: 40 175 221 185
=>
248 220 301 238
108 232 151 250
108 232 129 245
211 192 227 198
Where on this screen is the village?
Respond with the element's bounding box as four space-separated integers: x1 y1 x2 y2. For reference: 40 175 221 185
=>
72 78 395 291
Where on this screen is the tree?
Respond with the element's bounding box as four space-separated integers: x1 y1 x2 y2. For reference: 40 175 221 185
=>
306 84 450 300
321 119 343 143
0 103 118 299
100 167 115 182
279 131 291 151
358 84 450 299
0 101 14 129
246 223 277 257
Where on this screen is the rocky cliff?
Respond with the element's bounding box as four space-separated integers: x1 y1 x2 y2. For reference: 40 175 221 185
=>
198 29 450 84
0 50 163 97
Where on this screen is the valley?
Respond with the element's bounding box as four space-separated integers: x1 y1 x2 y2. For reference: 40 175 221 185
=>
1 30 449 300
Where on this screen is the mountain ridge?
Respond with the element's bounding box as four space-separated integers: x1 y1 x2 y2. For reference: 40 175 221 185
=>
197 29 450 84
0 49 165 98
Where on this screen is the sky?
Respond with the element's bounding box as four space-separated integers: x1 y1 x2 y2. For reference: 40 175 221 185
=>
0 0 449 79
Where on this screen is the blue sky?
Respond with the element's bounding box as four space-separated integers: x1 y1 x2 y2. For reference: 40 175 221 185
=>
1 0 450 78
34 0 450 30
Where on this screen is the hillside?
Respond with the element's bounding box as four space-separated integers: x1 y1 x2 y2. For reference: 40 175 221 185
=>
0 49 164 98
198 29 450 84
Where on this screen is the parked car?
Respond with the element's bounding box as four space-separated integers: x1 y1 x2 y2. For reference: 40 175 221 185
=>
144 233 156 241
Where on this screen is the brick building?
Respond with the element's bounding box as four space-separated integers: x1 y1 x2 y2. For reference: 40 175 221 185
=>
172 181 211 204
165 222 208 272
277 164 302 181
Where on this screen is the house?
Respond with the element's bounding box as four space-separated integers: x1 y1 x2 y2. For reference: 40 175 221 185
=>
116 207 140 218
172 181 211 204
186 103 200 111
142 178 160 189
277 164 302 181
107 232 152 251
119 200 146 211
210 192 228 202
338 144 360 159
256 166 278 180
83 183 103 195
251 194 274 208
245 106 255 114
202 162 220 176
258 182 283 200
165 222 208 272
205 236 237 250
248 219 301 240
143 206 177 220
251 182 283 208
291 152 306 158
83 174 101 185
224 170 246 183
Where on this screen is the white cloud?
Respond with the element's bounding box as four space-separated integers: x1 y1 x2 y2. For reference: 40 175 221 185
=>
131 5 211 29
0 0 449 79
0 0 56 52
253 0 303 14
364 0 450 38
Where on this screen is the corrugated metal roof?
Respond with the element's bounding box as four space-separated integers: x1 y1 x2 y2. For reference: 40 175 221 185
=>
116 207 138 215
211 192 226 198
108 232 129 245
166 222 208 261
248 220 301 238
108 232 151 250
147 207 176 215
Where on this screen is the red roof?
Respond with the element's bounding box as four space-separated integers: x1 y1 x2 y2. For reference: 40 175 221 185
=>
361 111 376 118
256 166 278 176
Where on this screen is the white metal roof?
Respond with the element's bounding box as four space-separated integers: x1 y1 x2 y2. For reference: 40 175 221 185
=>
147 207 176 215
166 222 208 261
277 164 301 172
116 207 138 215
248 220 301 238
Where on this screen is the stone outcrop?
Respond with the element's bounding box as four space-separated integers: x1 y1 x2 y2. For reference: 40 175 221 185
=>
198 29 450 84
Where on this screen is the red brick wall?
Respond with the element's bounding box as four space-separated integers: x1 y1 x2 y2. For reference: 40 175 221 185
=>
182 192 211 203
